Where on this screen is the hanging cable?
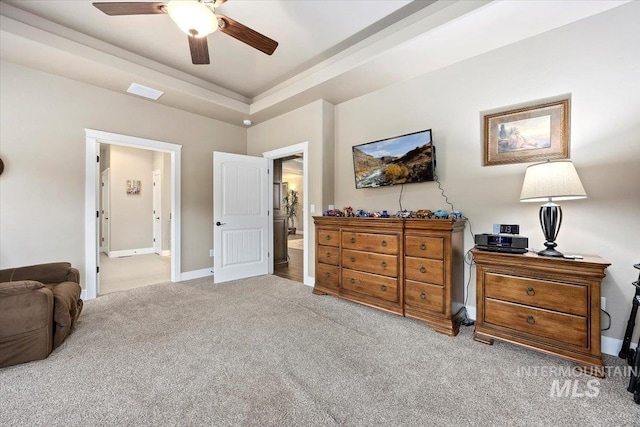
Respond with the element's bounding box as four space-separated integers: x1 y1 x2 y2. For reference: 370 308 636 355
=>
399 184 405 211
434 174 454 212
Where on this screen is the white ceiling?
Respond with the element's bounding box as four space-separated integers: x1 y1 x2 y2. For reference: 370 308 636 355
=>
0 0 629 126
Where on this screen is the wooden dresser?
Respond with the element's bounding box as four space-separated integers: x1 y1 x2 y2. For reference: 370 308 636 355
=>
472 249 610 375
314 217 466 336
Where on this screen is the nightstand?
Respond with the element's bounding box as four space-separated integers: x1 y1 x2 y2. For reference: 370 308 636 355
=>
472 249 610 376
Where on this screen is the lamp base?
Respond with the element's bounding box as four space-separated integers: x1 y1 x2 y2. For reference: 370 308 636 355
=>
538 202 564 258
537 247 564 257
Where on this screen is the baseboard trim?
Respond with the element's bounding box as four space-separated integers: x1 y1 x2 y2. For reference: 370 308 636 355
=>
602 335 636 357
161 250 171 257
464 305 632 357
81 289 88 300
465 305 476 321
304 276 315 287
108 247 154 258
180 268 214 281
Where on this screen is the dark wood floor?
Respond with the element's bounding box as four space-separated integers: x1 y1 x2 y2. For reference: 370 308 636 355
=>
274 248 303 283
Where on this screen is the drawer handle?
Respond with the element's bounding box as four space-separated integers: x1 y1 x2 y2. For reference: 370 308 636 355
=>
526 315 535 325
420 266 426 273
526 287 535 296
420 243 427 250
350 278 355 284
381 240 387 247
420 291 427 300
325 272 330 277
325 235 331 241
350 237 356 243
325 252 331 258
381 261 387 268
350 256 355 262
380 285 387 291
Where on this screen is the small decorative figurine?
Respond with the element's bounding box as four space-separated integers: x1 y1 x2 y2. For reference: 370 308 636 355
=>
414 209 433 219
344 206 354 217
433 209 448 219
381 210 390 218
449 211 463 219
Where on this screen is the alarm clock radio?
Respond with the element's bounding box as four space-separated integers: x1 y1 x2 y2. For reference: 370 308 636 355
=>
474 233 529 254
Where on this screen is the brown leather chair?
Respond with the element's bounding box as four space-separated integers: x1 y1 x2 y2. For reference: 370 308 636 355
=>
0 262 83 368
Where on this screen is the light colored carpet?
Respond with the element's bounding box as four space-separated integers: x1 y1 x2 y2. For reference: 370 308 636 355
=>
1 275 637 426
99 253 171 295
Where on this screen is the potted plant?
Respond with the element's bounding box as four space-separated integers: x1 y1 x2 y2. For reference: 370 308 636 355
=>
283 188 299 235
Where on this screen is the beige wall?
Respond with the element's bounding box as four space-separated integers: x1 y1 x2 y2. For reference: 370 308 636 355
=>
153 151 172 252
247 99 335 277
332 3 640 341
108 145 154 252
0 60 247 275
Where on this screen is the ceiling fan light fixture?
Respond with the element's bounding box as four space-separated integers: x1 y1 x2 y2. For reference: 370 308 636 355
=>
167 1 218 38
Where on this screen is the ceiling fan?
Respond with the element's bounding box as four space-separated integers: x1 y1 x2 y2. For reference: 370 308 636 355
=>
92 0 278 65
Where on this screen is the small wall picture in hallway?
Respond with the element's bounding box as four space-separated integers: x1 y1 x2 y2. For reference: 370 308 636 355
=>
126 179 141 195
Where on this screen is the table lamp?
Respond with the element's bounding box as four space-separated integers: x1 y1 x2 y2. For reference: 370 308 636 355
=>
519 160 587 257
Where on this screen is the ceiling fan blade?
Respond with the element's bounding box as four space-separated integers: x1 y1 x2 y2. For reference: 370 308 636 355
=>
188 36 210 65
93 2 167 16
213 0 228 7
217 14 278 55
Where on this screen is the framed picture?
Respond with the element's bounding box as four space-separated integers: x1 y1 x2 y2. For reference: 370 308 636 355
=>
126 179 141 195
483 98 570 166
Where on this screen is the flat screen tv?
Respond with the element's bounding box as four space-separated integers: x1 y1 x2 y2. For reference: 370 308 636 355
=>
352 129 435 189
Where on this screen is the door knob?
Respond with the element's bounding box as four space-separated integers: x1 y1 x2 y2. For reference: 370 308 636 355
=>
215 221 226 226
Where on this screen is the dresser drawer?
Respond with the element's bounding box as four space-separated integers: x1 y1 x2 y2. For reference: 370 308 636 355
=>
405 279 444 314
318 245 340 266
318 229 340 247
316 263 340 291
342 249 397 277
484 273 587 316
405 257 444 285
405 236 444 260
342 232 398 255
341 269 398 302
484 298 588 348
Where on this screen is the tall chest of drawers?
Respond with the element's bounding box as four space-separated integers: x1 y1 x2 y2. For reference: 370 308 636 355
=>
472 249 610 375
314 217 466 336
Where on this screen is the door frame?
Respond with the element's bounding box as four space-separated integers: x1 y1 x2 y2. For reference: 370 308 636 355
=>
152 169 162 255
262 141 311 286
85 129 182 300
100 168 110 254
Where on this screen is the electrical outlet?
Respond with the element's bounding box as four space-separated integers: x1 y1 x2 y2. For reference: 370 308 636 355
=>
310 204 316 213
601 297 606 311
209 249 214 257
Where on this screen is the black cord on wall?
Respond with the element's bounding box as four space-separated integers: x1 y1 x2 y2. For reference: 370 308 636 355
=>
601 309 611 331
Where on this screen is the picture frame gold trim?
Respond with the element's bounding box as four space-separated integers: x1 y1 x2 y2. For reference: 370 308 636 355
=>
483 98 570 166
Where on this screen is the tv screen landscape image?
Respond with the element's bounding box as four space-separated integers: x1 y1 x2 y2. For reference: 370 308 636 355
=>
352 129 435 189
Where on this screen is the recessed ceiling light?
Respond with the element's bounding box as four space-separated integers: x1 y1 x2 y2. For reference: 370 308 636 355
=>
243 119 252 126
127 83 164 100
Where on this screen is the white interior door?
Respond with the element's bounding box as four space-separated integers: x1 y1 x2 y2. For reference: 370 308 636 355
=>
153 170 162 255
213 152 269 283
100 168 110 254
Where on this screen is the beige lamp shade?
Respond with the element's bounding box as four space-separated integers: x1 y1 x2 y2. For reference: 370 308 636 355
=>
520 160 587 203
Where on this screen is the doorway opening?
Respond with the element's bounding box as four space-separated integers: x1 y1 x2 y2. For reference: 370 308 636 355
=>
84 129 182 300
263 142 310 286
98 144 172 295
